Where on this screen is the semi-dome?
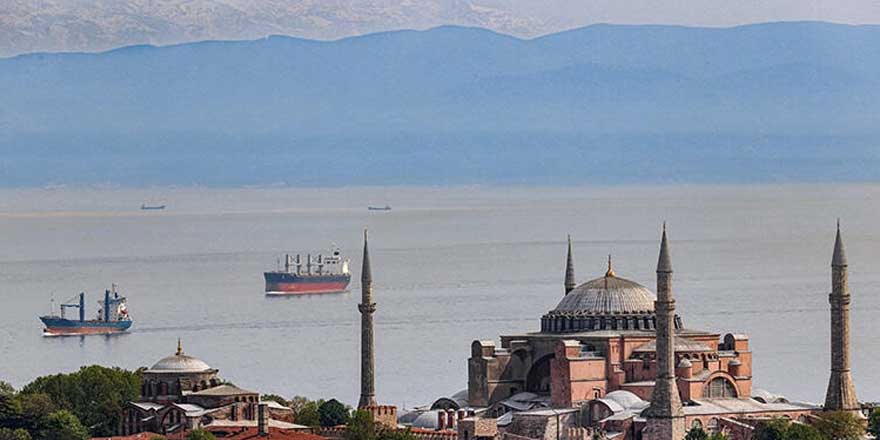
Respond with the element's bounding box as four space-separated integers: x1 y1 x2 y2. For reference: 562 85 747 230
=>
147 340 214 373
552 274 656 315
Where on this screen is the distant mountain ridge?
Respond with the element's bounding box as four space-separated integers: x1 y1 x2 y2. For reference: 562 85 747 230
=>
0 0 549 58
2 21 880 186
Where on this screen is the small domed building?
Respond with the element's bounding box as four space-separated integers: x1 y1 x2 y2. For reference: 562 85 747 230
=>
141 340 222 401
121 341 293 436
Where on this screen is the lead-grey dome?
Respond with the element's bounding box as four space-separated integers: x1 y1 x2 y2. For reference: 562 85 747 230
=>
541 266 682 333
147 340 214 373
552 274 656 315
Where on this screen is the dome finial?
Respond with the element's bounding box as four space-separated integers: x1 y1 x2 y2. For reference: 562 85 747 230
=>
605 254 615 277
176 338 183 356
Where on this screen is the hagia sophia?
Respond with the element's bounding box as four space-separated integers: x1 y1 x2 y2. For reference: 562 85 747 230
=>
413 224 863 439
113 224 865 440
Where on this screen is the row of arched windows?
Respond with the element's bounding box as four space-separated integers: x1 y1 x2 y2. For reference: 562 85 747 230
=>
540 314 684 333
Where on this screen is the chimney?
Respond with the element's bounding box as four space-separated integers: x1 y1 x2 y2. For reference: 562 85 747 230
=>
446 409 455 429
437 411 446 431
258 403 268 437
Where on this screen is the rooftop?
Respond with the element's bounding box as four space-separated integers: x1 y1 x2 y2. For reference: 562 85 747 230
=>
550 270 657 316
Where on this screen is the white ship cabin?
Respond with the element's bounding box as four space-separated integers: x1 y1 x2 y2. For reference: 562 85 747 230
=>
283 247 350 276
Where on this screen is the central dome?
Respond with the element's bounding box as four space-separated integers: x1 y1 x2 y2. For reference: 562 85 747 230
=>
552 274 656 315
541 263 681 333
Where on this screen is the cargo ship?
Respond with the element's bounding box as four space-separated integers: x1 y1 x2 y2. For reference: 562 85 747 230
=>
264 247 351 295
40 286 132 336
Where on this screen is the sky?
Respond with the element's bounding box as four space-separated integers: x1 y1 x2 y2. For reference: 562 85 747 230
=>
499 0 880 28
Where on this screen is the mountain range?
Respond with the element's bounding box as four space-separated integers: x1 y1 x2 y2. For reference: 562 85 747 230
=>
0 0 552 57
2 21 880 186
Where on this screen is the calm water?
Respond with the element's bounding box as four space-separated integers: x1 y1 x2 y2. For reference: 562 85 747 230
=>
0 185 879 408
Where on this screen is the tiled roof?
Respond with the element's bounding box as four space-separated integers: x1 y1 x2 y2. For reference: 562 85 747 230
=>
208 427 325 440
190 383 256 396
91 433 162 440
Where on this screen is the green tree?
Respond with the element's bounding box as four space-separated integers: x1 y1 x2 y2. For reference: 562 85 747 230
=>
708 433 729 440
35 410 87 440
0 428 31 440
0 384 14 399
868 408 880 437
21 365 140 436
319 399 351 427
753 418 789 440
345 410 376 440
296 400 322 427
0 394 23 429
684 426 708 440
377 428 417 440
186 429 217 440
288 396 314 414
812 411 864 440
16 394 55 432
783 423 822 440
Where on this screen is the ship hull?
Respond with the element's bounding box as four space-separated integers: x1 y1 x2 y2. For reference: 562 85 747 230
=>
40 316 132 336
264 272 351 295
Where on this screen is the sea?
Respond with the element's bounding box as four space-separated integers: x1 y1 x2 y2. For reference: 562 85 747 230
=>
0 184 878 409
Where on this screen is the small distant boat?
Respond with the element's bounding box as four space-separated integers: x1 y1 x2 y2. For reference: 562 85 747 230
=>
368 205 391 211
40 285 132 336
140 203 166 210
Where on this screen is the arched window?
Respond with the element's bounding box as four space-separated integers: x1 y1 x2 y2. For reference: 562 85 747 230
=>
707 417 719 431
704 377 737 398
691 419 703 430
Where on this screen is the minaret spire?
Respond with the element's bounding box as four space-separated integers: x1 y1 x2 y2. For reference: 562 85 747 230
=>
824 221 859 413
358 229 378 408
643 223 684 439
564 235 576 295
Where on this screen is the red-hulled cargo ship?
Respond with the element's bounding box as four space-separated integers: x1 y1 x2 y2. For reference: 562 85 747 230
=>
264 247 351 295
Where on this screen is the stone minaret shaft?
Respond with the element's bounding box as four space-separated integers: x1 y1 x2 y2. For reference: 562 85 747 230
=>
643 225 684 439
564 235 576 295
358 230 378 408
824 223 859 412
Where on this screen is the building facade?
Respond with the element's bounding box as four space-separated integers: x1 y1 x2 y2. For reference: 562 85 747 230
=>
121 341 294 436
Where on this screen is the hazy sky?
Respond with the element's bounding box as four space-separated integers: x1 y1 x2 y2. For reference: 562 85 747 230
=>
497 0 880 27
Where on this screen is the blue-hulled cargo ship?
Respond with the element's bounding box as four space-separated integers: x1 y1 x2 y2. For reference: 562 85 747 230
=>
40 286 132 336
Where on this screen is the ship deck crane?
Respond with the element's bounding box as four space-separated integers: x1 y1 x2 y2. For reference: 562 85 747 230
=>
60 293 85 322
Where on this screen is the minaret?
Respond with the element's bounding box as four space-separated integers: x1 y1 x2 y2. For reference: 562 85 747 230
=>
358 229 378 408
824 222 860 412
564 235 576 295
643 224 685 439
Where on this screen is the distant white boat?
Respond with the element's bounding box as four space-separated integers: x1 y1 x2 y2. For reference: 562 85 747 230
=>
368 205 391 211
140 203 166 210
